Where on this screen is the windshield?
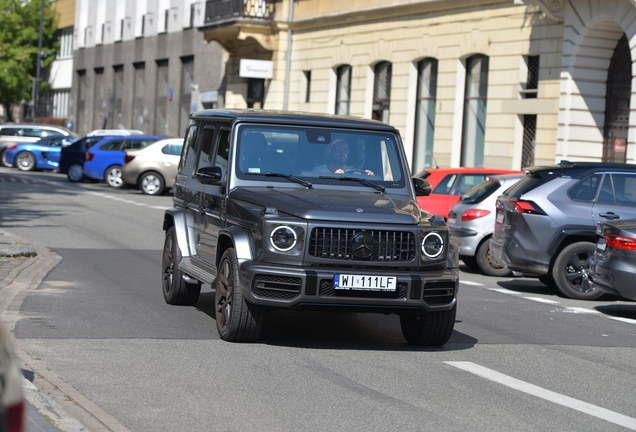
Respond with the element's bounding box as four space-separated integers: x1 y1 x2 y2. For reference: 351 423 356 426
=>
235 125 406 189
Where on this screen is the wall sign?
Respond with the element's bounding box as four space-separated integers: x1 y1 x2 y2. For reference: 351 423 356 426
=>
239 59 273 79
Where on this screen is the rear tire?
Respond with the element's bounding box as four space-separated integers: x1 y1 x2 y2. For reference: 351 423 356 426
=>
215 248 264 342
140 171 165 195
552 241 602 300
400 304 456 346
67 163 84 182
105 165 125 188
162 226 201 305
15 151 36 171
476 239 511 277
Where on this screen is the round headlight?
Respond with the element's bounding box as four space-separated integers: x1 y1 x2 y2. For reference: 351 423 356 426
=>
422 232 444 258
270 226 297 252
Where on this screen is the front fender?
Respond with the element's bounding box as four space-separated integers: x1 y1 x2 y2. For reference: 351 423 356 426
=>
218 225 254 264
164 208 193 258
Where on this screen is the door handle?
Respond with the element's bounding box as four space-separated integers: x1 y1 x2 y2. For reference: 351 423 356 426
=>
599 212 620 220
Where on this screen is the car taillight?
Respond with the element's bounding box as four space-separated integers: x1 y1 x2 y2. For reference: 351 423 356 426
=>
5 400 25 432
507 198 546 215
8 145 18 151
461 209 491 221
124 154 136 164
86 152 94 162
605 234 636 251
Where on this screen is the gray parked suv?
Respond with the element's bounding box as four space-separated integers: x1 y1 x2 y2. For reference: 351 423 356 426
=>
490 161 636 300
162 109 459 345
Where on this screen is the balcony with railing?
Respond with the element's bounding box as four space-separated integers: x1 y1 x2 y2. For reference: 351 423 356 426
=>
204 0 276 26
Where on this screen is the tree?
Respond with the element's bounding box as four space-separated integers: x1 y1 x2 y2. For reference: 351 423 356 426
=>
0 0 59 122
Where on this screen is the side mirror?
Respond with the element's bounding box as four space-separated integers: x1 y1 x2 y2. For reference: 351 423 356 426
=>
413 177 432 196
196 166 223 185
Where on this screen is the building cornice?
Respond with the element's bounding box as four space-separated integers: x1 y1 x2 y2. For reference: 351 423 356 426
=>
524 0 564 22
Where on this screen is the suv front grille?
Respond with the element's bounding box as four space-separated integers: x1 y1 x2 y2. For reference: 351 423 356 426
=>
253 275 302 300
423 281 455 305
319 279 407 299
309 228 416 261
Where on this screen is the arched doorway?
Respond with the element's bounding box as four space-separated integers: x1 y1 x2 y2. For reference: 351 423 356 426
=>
603 34 631 163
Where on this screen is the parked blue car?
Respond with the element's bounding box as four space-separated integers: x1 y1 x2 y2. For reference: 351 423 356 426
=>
5 135 76 171
83 135 163 188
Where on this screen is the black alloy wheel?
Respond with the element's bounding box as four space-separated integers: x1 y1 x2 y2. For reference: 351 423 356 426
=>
553 241 602 300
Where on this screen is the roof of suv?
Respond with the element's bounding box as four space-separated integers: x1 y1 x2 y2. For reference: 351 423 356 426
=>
190 109 397 131
526 160 636 173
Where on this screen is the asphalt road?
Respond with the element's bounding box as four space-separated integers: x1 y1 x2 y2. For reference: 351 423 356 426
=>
1 167 636 432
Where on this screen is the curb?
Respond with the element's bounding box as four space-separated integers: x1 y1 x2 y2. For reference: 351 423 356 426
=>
0 229 131 432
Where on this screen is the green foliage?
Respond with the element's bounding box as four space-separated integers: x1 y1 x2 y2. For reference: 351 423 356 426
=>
0 0 59 120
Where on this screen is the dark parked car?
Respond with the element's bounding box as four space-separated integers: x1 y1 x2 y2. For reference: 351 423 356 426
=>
162 109 458 346
59 135 110 182
589 219 636 301
491 161 636 300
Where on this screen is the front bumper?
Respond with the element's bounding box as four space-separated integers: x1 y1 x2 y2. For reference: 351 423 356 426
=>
238 261 458 313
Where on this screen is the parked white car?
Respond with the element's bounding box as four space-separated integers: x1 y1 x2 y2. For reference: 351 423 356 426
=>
447 174 523 276
87 129 145 136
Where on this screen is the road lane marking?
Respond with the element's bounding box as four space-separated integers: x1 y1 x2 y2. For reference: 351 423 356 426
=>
608 316 636 325
460 281 483 286
563 307 600 314
489 288 522 295
525 297 560 304
445 361 636 430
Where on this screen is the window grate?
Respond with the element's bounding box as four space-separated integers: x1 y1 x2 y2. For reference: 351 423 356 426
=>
521 115 536 169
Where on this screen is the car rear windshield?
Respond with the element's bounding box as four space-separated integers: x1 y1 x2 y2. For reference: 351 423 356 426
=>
503 169 562 198
459 178 500 204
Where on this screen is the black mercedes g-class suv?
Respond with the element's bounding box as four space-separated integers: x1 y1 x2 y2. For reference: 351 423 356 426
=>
162 109 458 346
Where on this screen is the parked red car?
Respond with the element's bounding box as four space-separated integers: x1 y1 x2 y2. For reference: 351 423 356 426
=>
414 167 523 217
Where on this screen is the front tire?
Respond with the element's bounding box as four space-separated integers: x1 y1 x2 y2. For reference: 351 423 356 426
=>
15 151 36 171
105 165 125 188
215 248 264 342
476 239 511 277
140 171 165 195
67 163 84 182
553 241 602 300
400 304 456 346
162 226 201 305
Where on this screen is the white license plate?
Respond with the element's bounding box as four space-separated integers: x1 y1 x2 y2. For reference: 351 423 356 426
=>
597 241 606 251
334 274 397 291
496 211 504 223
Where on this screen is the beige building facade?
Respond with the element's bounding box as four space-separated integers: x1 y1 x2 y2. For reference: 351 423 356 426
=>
200 0 635 172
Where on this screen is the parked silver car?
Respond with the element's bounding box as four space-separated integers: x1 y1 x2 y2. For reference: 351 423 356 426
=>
121 138 184 195
448 174 523 276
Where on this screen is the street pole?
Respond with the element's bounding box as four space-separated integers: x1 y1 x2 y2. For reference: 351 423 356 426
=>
34 0 45 122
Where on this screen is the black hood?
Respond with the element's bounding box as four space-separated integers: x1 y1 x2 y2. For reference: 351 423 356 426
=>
230 187 426 224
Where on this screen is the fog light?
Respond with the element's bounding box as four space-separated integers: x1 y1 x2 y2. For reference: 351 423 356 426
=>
422 232 444 258
270 226 297 252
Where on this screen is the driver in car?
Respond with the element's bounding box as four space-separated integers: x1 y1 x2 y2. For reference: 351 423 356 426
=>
314 138 374 175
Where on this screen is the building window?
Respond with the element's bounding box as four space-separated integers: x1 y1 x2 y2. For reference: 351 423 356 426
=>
461 54 489 168
56 27 73 59
110 65 124 129
76 70 87 131
247 79 264 108
179 57 194 136
372 61 391 123
119 19 124 41
335 65 351 115
521 115 536 169
140 15 145 37
164 9 169 32
132 63 146 131
101 23 105 44
155 60 169 135
303 71 311 103
413 58 438 173
93 68 105 129
521 55 539 99
189 3 196 28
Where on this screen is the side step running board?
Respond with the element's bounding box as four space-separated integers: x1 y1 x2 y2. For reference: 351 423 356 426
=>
180 260 216 286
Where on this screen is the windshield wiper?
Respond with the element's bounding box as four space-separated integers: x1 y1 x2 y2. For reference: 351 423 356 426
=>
319 176 385 193
244 172 313 189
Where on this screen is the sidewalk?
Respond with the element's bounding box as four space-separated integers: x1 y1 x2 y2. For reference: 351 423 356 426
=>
0 230 86 432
